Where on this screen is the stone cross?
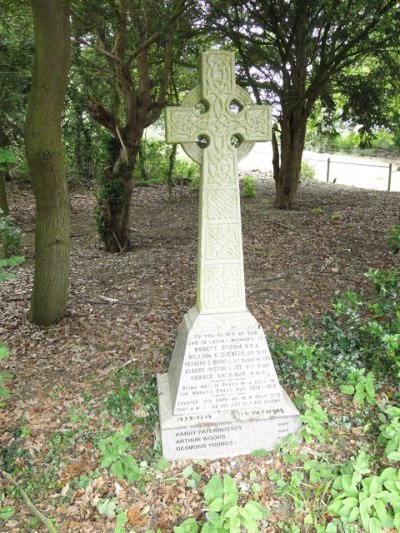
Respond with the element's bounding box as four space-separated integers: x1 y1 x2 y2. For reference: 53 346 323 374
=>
166 50 271 313
158 50 300 461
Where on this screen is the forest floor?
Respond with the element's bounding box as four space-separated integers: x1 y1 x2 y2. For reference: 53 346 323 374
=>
0 176 399 532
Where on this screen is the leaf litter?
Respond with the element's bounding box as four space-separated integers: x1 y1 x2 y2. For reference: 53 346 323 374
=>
0 177 399 531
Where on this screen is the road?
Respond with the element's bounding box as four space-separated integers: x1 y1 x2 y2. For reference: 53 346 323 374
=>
238 143 400 192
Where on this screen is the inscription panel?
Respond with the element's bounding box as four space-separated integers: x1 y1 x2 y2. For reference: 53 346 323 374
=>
173 328 285 415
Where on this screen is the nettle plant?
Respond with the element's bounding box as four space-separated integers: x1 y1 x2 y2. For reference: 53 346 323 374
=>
98 423 144 483
327 450 400 533
175 474 268 533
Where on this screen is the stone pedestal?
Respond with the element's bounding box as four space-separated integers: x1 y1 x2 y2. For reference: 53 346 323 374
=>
157 307 300 460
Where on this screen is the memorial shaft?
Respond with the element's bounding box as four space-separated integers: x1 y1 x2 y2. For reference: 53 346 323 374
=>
166 50 271 313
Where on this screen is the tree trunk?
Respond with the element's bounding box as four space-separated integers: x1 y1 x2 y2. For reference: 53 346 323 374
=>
0 172 8 216
96 135 140 253
25 0 71 325
273 106 307 209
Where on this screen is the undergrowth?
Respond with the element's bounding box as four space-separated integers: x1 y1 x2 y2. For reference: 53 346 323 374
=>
1 234 399 531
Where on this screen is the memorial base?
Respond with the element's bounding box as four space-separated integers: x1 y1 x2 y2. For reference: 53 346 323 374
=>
157 307 301 460
157 373 300 459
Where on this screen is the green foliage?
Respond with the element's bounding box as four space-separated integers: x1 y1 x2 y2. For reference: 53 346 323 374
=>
0 148 17 171
182 464 202 488
314 269 400 385
311 207 324 215
134 139 199 187
0 210 23 258
327 451 400 533
175 475 268 532
299 393 329 444
0 345 12 403
306 129 399 157
377 405 400 463
300 160 316 181
0 504 16 522
0 255 23 404
95 178 126 239
387 225 400 254
0 255 24 283
96 498 128 533
241 175 256 198
340 371 376 406
98 423 143 483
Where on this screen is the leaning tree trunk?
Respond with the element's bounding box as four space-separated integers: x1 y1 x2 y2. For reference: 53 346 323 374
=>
25 0 71 325
273 106 308 210
0 172 8 216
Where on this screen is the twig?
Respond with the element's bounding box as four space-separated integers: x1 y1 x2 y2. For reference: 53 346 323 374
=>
99 295 120 303
111 231 124 253
0 469 58 533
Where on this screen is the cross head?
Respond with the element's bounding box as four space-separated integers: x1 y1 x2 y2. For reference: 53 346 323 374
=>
166 50 271 313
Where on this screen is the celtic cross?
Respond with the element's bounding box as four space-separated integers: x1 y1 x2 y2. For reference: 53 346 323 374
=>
166 50 271 313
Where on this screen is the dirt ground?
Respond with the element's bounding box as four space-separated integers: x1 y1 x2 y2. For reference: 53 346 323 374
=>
2 177 399 396
0 177 399 531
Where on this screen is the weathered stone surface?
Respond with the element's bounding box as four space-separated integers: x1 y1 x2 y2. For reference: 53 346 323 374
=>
157 308 300 459
166 50 271 314
158 49 300 459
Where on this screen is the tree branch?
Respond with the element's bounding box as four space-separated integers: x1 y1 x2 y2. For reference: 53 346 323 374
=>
0 469 58 533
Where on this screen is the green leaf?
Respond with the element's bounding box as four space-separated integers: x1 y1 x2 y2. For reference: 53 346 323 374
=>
348 505 359 522
360 497 373 531
208 498 223 513
0 345 9 359
340 385 355 395
244 501 268 520
204 475 223 506
116 512 128 526
182 465 194 479
155 458 170 471
121 454 138 472
394 512 400 530
327 499 344 515
121 423 132 438
223 475 238 506
238 508 257 532
370 476 383 494
251 448 268 457
373 500 389 525
0 505 15 521
380 467 397 481
228 512 240 533
174 517 199 533
97 498 117 518
101 455 114 468
368 517 382 533
111 460 125 480
387 451 400 462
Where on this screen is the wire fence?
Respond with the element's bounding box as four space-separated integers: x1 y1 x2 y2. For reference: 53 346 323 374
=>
304 156 396 192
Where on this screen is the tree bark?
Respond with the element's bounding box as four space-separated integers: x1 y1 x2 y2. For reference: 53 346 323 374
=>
0 172 8 216
25 0 71 325
273 105 308 210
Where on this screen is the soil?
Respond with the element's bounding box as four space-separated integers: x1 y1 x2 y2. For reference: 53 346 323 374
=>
0 176 399 532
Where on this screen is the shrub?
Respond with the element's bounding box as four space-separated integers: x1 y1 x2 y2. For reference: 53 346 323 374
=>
387 224 400 254
0 255 24 404
0 211 23 258
301 160 316 181
242 174 256 197
134 139 199 187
